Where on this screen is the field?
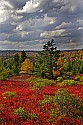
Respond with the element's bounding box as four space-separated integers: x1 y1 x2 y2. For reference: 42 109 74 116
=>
0 48 83 124
0 75 83 125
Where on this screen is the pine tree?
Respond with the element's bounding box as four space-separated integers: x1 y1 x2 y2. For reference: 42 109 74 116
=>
14 53 20 75
14 53 19 66
33 39 60 79
21 50 27 63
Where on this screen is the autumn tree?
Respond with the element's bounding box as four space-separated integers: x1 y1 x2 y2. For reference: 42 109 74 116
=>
20 58 33 75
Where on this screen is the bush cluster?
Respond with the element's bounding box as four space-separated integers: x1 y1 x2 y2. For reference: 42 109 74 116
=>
27 77 53 89
51 89 83 119
58 79 75 86
32 78 53 89
14 107 39 121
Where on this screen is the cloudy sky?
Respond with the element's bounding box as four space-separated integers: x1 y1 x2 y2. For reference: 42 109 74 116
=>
0 0 83 50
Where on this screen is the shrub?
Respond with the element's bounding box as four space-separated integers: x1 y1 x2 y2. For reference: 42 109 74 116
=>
14 108 39 121
27 77 53 89
27 76 38 84
57 77 63 82
62 72 73 80
2 91 16 98
53 117 82 125
32 78 53 89
39 95 52 105
62 59 83 75
59 79 75 86
0 68 10 80
75 75 83 85
79 82 83 85
51 89 83 119
74 75 81 81
80 76 83 81
14 107 28 120
28 113 39 121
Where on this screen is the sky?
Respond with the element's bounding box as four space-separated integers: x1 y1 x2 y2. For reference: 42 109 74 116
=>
0 0 83 50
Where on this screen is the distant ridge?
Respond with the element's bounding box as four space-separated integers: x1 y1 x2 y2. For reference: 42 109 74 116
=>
0 49 83 58
61 48 83 52
0 48 83 52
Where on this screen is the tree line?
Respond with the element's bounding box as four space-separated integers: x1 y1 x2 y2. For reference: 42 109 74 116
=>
0 39 83 80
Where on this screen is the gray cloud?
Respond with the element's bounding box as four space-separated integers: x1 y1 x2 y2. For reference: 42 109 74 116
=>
0 0 83 50
0 23 16 33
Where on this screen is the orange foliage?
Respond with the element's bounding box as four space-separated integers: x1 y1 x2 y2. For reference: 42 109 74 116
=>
57 53 63 67
20 58 33 74
52 70 60 77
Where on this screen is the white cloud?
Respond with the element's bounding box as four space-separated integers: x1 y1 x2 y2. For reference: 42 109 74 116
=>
0 0 13 9
0 40 20 50
76 20 83 25
15 25 23 31
17 0 40 13
0 0 13 23
44 14 56 24
40 29 66 38
20 31 30 37
0 0 23 23
77 27 83 30
15 14 56 32
55 22 71 29
53 0 64 2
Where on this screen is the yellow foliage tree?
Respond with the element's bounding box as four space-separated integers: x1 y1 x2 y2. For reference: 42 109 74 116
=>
20 58 33 74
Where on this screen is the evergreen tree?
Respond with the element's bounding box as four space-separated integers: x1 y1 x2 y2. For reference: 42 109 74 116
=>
14 53 19 66
43 39 60 78
33 39 60 79
13 53 20 75
21 50 27 63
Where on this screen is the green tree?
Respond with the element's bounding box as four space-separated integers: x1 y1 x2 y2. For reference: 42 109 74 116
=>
43 39 60 78
13 53 20 75
0 59 10 80
33 39 60 79
21 50 27 63
14 53 19 66
62 58 83 76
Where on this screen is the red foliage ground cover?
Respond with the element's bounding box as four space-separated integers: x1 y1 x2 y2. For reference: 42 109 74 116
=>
67 85 83 99
0 76 83 125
